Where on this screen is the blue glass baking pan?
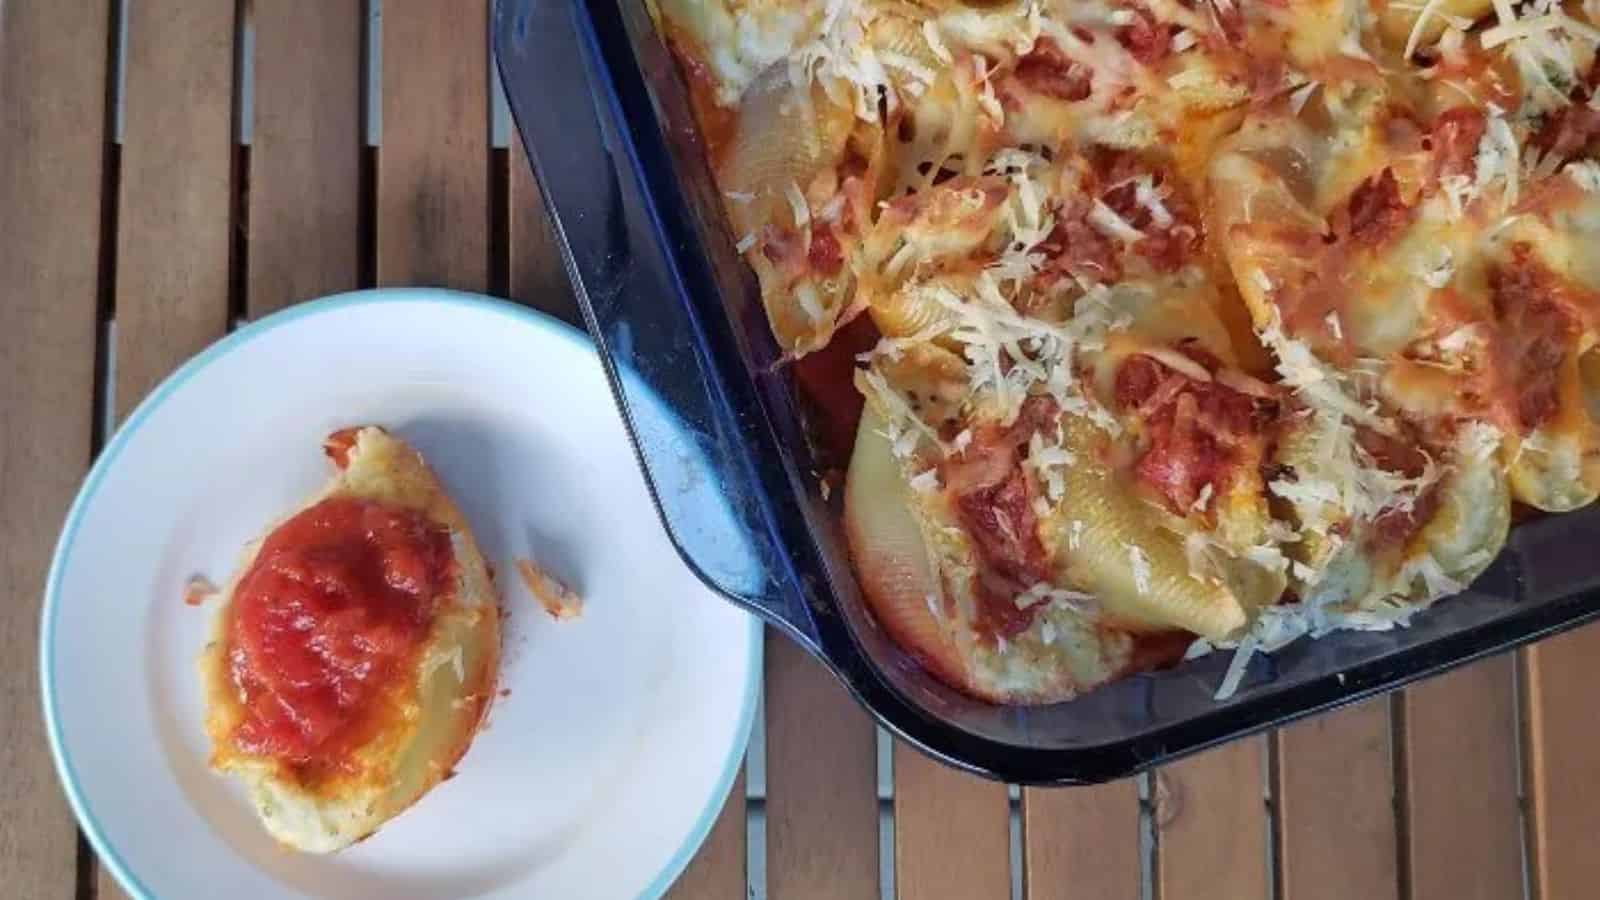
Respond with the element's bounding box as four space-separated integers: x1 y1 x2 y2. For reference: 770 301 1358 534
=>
493 0 1600 783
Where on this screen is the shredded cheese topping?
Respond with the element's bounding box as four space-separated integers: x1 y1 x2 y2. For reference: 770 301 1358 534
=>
662 0 1600 705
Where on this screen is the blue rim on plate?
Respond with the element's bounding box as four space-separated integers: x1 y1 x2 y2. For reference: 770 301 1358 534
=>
38 288 762 900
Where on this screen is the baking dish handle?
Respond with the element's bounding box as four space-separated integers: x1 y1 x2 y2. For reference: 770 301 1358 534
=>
494 0 824 651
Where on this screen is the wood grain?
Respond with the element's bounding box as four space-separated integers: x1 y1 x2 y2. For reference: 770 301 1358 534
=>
1156 740 1268 900
1398 657 1523 900
377 0 489 290
1275 699 1399 900
1523 625 1600 900
894 744 1010 900
114 0 237 419
665 770 748 899
509 139 579 324
0 3 110 897
763 633 878 899
104 2 237 897
248 0 363 316
1022 780 1140 900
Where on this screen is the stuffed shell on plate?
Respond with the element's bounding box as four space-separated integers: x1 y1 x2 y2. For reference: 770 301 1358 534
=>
656 0 1600 702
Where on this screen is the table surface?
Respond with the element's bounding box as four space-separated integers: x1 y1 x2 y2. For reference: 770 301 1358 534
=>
4 3 1598 899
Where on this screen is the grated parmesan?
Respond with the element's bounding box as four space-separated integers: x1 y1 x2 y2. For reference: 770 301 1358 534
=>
922 20 954 64
1214 634 1258 700
1568 160 1600 192
908 468 941 493
1087 200 1146 244
1127 544 1153 594
784 181 811 228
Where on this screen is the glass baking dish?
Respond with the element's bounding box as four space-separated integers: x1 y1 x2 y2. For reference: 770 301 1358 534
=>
493 0 1600 783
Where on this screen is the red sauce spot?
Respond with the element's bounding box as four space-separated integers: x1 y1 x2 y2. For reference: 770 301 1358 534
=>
1014 39 1093 102
1213 2 1246 43
1371 484 1443 550
1119 629 1195 675
1132 412 1230 513
1093 151 1201 272
1354 424 1429 478
1114 353 1166 407
1343 168 1410 247
1429 106 1486 182
1245 59 1287 99
1134 228 1198 273
1038 204 1122 283
957 466 1053 639
1116 8 1171 65
1355 423 1439 549
227 497 455 776
790 314 879 468
1530 104 1600 163
808 227 845 277
322 427 361 469
940 399 1058 640
956 468 1049 584
1489 245 1582 430
1114 345 1270 514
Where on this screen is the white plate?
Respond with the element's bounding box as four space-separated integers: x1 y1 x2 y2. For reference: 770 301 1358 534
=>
41 290 761 900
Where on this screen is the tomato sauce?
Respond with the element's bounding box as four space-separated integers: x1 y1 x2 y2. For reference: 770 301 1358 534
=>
1530 105 1600 165
1013 38 1093 102
1489 245 1584 431
1342 168 1410 247
1096 151 1202 272
791 314 880 471
1038 204 1123 284
226 496 454 774
1114 344 1269 514
1119 629 1195 676
1429 107 1485 183
1115 7 1172 65
939 399 1059 641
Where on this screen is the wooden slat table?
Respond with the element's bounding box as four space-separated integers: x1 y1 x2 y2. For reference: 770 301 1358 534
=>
0 4 1588 898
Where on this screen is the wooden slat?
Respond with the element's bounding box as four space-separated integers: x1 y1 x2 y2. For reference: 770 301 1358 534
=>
113 0 236 418
1276 699 1399 900
0 3 110 897
894 745 1010 900
509 140 579 324
1022 780 1140 900
248 0 363 316
1399 656 1523 900
377 0 489 291
665 770 748 900
1523 625 1600 900
1156 740 1267 900
764 633 878 899
105 2 237 897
